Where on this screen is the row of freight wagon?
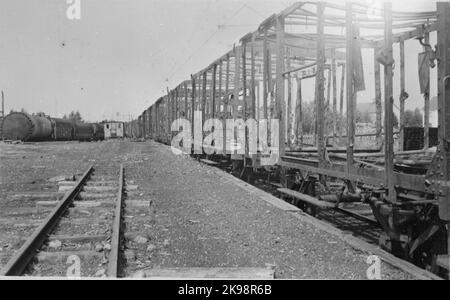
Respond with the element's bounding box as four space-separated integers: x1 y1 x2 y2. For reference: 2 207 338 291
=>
1 112 124 142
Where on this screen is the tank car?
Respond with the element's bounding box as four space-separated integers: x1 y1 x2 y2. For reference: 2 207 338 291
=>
51 118 75 140
1 112 53 141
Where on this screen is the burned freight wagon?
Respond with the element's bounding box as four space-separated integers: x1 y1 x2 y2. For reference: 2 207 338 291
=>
104 121 124 139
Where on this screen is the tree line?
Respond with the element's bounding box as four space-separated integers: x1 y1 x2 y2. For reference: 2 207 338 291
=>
9 109 84 123
300 102 424 134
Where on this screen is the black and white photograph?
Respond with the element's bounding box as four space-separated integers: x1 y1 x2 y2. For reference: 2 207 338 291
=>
0 0 449 285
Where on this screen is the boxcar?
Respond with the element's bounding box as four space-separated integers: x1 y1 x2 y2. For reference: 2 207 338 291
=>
73 122 95 141
93 123 105 141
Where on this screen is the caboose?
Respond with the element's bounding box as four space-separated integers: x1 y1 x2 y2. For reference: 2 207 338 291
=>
104 121 124 139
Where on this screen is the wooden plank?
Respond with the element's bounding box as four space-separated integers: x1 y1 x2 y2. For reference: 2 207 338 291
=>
200 158 218 166
374 50 382 147
326 68 331 107
295 77 303 146
399 40 406 151
202 72 207 127
133 267 275 279
339 62 345 115
232 47 241 157
346 3 355 172
286 48 292 147
263 30 269 119
166 88 171 141
423 31 430 149
211 64 217 119
436 3 450 279
277 188 335 209
251 33 256 119
218 61 222 114
280 155 429 193
242 41 247 120
384 2 396 203
233 47 241 121
332 50 337 139
191 75 196 137
275 15 286 159
225 54 230 99
184 82 188 119
316 2 326 166
107 164 123 277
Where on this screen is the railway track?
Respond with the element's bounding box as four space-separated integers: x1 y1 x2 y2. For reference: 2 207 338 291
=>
0 164 125 277
200 160 444 278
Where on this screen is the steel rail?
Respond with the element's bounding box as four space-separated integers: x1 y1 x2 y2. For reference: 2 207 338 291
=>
0 165 94 276
107 164 124 277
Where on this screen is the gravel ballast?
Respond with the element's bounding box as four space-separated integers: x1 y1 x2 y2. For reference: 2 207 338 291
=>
0 140 415 279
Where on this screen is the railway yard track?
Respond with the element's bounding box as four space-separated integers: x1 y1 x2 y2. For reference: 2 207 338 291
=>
0 163 139 277
199 159 441 278
0 140 443 279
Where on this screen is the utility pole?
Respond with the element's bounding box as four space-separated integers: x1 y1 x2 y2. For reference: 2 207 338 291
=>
1 91 4 118
1 90 4 141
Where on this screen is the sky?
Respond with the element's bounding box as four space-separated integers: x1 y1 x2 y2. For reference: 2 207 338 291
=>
0 0 443 122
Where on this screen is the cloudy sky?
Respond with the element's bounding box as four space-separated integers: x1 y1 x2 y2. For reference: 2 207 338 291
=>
0 0 441 122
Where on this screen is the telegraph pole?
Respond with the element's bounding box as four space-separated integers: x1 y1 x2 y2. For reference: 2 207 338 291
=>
1 90 4 141
1 90 4 118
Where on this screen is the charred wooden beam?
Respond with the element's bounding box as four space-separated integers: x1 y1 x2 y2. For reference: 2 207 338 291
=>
346 2 355 171
332 50 337 140
251 33 256 120
374 50 382 147
436 3 450 277
316 2 326 166
384 2 396 203
287 48 292 148
211 64 217 119
399 40 407 151
263 29 269 120
423 31 430 150
276 15 286 159
295 77 303 147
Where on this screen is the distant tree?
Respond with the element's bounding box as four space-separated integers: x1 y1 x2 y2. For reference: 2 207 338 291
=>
300 102 344 135
20 108 28 114
302 101 315 134
393 113 399 128
356 109 372 123
63 110 84 123
404 108 423 127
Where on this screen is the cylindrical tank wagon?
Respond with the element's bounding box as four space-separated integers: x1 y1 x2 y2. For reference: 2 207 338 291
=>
1 112 104 142
1 112 53 141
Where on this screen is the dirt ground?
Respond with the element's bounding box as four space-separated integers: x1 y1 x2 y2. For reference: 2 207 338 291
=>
0 140 414 279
